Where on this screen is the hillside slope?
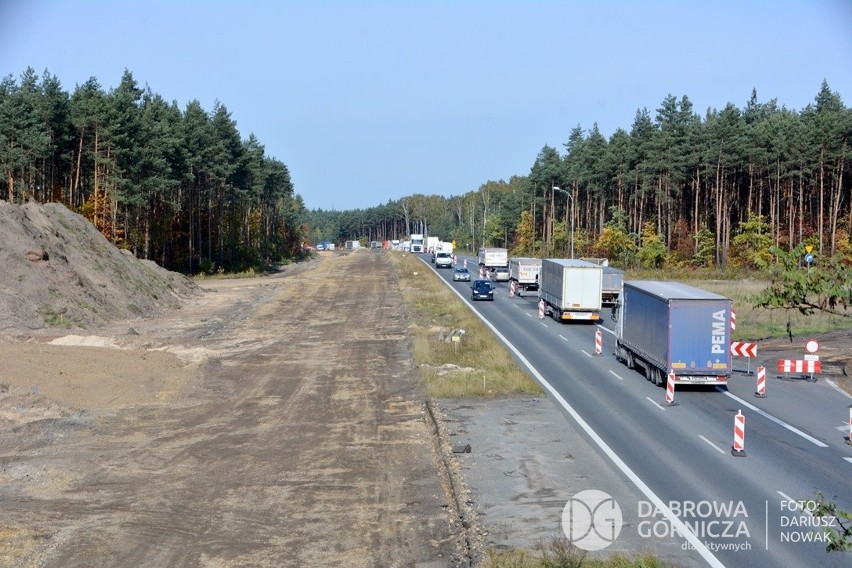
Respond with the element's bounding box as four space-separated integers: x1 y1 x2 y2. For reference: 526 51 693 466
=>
0 200 197 332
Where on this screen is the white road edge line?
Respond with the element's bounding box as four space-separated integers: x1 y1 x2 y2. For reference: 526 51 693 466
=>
646 397 666 411
699 435 726 454
719 389 828 447
776 491 814 516
608 370 623 381
825 379 852 400
432 257 724 567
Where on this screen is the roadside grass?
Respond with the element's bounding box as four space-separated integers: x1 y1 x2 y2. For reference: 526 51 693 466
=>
624 268 852 341
482 537 670 568
389 251 542 398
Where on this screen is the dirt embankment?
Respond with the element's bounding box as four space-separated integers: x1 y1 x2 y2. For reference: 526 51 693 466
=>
0 200 197 332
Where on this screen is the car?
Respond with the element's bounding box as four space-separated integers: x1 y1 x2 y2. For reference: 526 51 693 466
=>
492 267 510 282
453 267 470 282
470 278 494 301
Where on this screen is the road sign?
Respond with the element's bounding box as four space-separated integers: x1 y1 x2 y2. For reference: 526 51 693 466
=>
804 253 814 264
805 245 813 253
805 339 819 353
730 341 757 358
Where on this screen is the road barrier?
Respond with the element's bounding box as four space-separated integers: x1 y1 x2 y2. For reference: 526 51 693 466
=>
730 341 757 357
777 359 820 374
754 365 766 398
665 371 676 405
732 410 746 457
509 280 516 297
538 299 545 319
731 308 736 331
594 329 602 355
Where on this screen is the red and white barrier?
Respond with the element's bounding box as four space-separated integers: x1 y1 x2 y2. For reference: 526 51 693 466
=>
777 360 821 374
731 309 736 331
463 259 467 269
509 280 516 297
665 371 675 405
847 407 852 446
732 410 746 456
754 365 766 398
538 300 545 319
594 329 602 355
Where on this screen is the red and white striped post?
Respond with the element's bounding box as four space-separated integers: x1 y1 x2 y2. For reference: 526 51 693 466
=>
509 280 516 297
665 371 676 405
731 308 736 331
754 365 766 398
732 410 746 457
463 258 467 269
594 329 602 355
847 406 852 446
538 299 545 319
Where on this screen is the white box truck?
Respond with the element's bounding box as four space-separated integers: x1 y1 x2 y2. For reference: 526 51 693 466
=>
508 257 542 296
478 247 508 270
538 259 603 322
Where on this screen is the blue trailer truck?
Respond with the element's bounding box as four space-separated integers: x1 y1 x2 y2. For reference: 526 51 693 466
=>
613 281 732 386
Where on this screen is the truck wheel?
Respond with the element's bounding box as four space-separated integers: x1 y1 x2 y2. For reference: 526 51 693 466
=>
625 351 635 370
552 308 561 322
655 368 665 387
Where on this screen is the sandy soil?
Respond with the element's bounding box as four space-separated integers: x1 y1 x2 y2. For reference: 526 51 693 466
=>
0 251 466 567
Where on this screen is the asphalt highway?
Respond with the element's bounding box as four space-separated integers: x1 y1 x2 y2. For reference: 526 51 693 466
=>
427 254 852 568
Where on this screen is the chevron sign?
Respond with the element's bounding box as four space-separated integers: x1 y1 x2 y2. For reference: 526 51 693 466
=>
730 341 757 358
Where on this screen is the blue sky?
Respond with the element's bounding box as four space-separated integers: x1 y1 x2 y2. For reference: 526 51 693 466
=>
2 1 851 211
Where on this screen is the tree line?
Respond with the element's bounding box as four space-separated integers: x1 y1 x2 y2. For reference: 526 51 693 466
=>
306 81 852 271
1 67 305 274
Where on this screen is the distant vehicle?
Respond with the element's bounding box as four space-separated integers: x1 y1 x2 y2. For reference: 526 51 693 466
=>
410 234 424 253
478 247 508 270
426 236 440 253
471 279 494 301
538 259 602 322
453 267 470 282
435 251 453 268
345 240 361 250
601 266 624 305
508 257 542 296
613 281 732 386
437 241 454 254
492 267 510 281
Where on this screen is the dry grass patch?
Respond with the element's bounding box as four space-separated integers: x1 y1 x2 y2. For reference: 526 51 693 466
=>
389 252 542 398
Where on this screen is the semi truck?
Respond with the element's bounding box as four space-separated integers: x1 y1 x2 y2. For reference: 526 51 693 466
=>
538 259 603 322
613 281 732 386
478 247 508 270
508 257 542 297
601 266 624 305
410 234 424 253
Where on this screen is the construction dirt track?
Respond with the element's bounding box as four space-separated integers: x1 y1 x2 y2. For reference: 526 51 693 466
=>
0 251 468 567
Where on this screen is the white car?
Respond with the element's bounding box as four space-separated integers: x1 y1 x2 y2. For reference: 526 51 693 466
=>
492 267 510 282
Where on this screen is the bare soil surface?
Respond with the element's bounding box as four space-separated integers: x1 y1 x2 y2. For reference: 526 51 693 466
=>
0 250 464 567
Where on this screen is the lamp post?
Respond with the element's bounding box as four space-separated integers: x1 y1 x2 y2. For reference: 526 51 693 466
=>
552 185 574 259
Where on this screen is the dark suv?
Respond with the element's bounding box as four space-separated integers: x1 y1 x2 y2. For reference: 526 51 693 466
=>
471 279 494 301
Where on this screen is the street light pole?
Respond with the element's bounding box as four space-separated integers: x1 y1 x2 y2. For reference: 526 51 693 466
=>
552 185 574 259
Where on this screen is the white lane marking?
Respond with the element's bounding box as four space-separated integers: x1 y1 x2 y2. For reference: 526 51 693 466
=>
646 397 666 411
836 424 851 433
525 312 533 318
442 275 725 567
540 322 548 328
719 389 828 448
597 324 616 337
777 491 814 517
608 370 623 381
699 435 726 454
581 349 592 358
844 457 852 465
825 379 852 400
559 334 569 342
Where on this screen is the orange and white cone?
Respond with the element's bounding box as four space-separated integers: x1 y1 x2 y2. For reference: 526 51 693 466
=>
732 410 746 457
754 365 766 398
665 371 676 405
